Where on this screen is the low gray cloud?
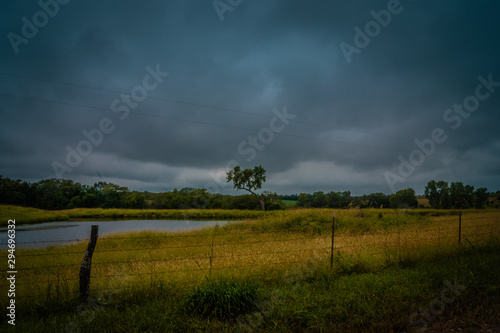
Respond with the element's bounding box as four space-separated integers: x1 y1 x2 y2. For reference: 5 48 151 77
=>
1 0 499 195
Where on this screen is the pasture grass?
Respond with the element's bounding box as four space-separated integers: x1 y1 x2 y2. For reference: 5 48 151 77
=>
0 205 69 225
0 205 270 225
185 280 260 320
1 208 499 332
281 200 298 207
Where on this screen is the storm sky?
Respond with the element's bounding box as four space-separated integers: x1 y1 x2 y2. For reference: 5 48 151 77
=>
1 0 499 195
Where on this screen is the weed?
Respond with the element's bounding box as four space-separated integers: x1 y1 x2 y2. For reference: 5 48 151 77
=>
184 280 259 320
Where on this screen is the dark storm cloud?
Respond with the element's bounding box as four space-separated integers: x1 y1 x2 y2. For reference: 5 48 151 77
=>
0 0 499 195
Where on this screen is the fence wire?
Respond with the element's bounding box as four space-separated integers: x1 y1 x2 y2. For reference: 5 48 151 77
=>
1 214 499 300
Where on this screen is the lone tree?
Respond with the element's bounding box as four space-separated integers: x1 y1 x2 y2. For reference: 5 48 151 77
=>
226 165 267 211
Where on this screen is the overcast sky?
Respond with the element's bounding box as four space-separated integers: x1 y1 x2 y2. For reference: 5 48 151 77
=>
1 0 499 196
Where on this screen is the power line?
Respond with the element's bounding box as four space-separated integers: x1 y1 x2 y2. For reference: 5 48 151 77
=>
0 72 271 118
2 71 497 158
0 92 262 131
0 92 496 165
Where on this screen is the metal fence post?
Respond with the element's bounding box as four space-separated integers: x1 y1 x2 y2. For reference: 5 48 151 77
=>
458 209 462 246
330 214 335 268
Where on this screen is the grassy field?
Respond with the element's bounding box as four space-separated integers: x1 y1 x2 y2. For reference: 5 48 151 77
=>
416 197 430 207
281 200 298 207
0 205 270 226
1 208 499 332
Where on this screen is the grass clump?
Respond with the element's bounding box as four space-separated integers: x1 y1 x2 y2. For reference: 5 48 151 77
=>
0 204 270 225
184 280 259 320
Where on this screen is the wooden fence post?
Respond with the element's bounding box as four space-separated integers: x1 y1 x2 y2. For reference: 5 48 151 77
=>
80 225 99 302
330 214 335 268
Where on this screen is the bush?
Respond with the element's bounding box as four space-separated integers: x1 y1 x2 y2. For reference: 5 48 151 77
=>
184 280 259 320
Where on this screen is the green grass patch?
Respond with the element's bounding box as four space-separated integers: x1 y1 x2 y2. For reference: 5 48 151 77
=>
0 205 69 225
218 208 435 235
0 205 270 225
185 280 259 320
281 200 298 207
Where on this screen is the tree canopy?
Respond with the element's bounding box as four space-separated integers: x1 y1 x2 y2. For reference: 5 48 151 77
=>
389 188 418 209
226 165 267 210
425 180 488 209
0 174 492 211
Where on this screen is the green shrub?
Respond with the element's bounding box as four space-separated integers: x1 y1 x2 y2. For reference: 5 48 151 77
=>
184 280 259 320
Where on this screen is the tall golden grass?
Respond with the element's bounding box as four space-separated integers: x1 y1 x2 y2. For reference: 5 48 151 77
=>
3 208 499 308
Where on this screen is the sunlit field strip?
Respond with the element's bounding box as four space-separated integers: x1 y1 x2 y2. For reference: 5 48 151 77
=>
1 210 499 306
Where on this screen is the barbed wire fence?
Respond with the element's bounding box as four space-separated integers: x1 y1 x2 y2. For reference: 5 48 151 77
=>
1 213 499 303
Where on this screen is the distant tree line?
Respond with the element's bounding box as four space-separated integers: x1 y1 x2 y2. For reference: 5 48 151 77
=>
0 175 491 211
151 188 283 211
296 191 353 208
424 180 488 209
0 176 146 210
0 175 283 211
294 189 418 209
281 194 299 201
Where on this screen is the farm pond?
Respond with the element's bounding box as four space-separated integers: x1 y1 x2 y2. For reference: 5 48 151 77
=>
1 220 228 248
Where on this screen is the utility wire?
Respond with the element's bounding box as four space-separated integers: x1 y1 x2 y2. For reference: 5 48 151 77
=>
1 71 497 158
0 92 497 165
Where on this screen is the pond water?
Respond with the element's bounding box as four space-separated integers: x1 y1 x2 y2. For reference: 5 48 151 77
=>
1 220 228 248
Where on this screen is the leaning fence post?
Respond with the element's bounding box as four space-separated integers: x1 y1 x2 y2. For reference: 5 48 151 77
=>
458 209 462 246
330 214 335 268
80 225 99 302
